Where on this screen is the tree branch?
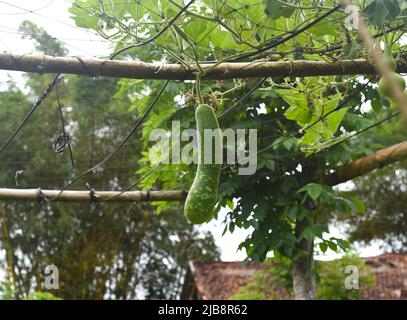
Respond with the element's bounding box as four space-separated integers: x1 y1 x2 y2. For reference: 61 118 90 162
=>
1 52 406 80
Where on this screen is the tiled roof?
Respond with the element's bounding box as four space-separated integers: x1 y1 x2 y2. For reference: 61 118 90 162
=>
188 261 278 300
186 253 407 300
363 253 407 300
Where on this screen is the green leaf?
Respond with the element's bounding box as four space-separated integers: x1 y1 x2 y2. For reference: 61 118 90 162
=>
226 198 234 210
284 104 312 124
209 29 239 49
328 241 338 252
308 23 337 36
351 197 366 214
343 41 359 59
371 99 383 112
281 177 299 194
325 107 350 135
301 224 326 241
336 239 351 251
69 1 99 30
266 159 276 170
184 20 208 43
298 183 323 200
364 0 401 27
319 242 328 253
265 0 295 19
285 204 298 220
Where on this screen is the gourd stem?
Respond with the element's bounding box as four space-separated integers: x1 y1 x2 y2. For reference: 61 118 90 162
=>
196 74 204 104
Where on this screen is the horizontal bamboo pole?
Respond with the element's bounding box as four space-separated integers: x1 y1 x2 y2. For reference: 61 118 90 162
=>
324 140 407 186
1 52 406 80
0 141 406 203
0 189 187 202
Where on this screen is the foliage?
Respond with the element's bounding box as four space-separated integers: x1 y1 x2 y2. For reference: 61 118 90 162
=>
231 254 375 300
326 111 407 253
0 282 14 300
0 21 220 299
67 0 407 267
316 254 375 300
344 162 407 252
231 257 292 300
24 292 62 300
0 281 61 300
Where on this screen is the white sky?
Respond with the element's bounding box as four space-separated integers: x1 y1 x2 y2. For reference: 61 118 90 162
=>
0 0 386 263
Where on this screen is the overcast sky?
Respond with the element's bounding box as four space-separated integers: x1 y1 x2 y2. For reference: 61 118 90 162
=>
0 0 386 262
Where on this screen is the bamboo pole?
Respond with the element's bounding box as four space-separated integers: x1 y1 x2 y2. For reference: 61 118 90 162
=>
0 141 406 202
0 189 187 202
323 140 407 186
1 52 406 80
340 0 407 122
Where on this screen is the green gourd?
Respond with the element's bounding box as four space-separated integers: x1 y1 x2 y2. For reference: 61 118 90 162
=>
378 72 406 99
184 104 221 224
383 46 397 72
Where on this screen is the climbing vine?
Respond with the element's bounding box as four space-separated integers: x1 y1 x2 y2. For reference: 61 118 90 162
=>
69 0 407 279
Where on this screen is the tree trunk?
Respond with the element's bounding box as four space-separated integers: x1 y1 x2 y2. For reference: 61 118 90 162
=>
292 215 316 300
292 255 316 300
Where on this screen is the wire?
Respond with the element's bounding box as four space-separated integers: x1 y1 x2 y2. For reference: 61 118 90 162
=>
168 82 373 191
218 78 268 118
254 81 371 157
117 79 370 196
0 0 55 15
272 111 401 179
110 0 195 60
0 0 104 43
100 165 162 202
173 110 401 193
232 4 341 61
0 73 63 154
54 85 75 169
49 80 170 200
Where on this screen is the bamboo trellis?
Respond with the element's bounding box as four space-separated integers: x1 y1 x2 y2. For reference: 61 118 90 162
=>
0 140 405 202
1 52 406 80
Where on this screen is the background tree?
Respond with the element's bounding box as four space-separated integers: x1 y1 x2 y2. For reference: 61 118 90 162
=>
345 161 407 252
0 20 220 300
332 115 407 253
231 254 375 300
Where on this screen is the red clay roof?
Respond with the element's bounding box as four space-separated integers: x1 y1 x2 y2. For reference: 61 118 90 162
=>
188 253 407 300
189 261 275 300
363 253 407 300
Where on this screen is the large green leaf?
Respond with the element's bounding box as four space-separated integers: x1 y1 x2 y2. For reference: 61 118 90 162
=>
264 0 295 19
69 0 99 30
364 0 401 27
184 20 208 43
298 183 323 200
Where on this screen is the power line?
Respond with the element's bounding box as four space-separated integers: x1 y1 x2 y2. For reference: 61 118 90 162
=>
0 73 63 154
0 0 103 40
0 25 116 43
0 0 55 15
53 85 75 169
218 78 268 118
172 110 401 193
49 80 170 200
